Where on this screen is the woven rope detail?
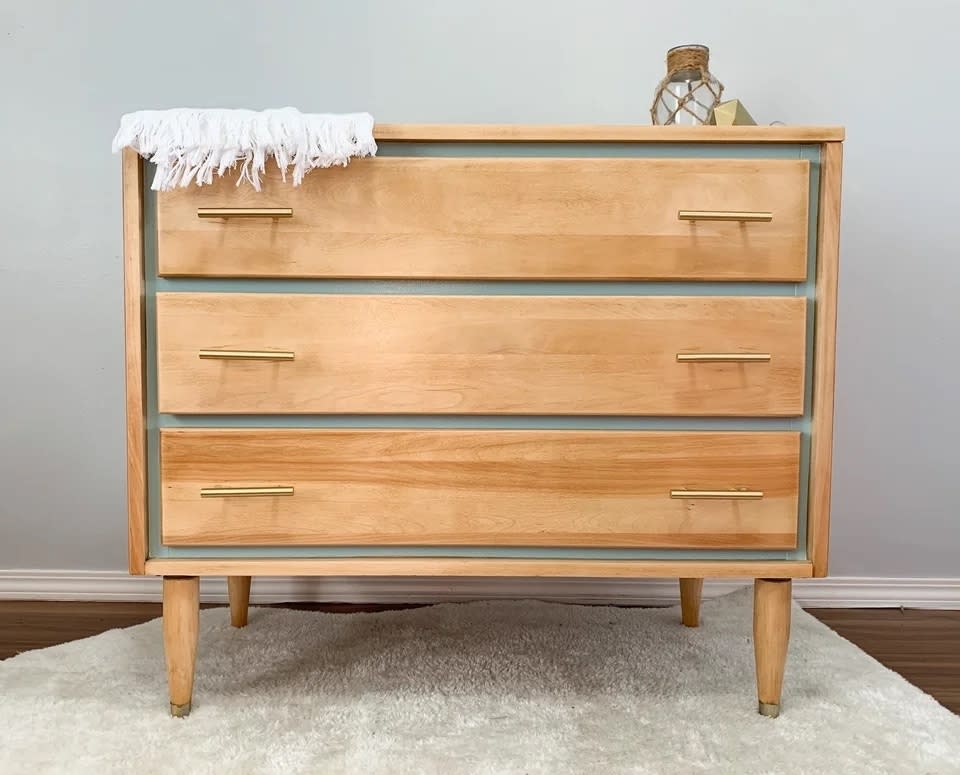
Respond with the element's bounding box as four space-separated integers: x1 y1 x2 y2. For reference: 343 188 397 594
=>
649 45 724 125
666 46 709 78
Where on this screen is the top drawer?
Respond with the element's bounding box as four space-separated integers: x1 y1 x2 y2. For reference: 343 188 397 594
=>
156 157 810 281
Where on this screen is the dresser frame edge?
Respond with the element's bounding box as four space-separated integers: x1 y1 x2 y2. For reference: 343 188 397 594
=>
808 141 844 577
143 558 815 579
123 148 148 574
372 124 845 143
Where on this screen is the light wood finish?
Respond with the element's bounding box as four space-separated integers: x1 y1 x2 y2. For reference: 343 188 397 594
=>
372 124 845 143
809 142 844 577
753 578 793 717
679 578 704 627
162 576 199 717
146 558 815 578
122 126 845 718
122 149 147 575
227 576 251 628
155 294 807 416
160 429 801 548
156 158 810 280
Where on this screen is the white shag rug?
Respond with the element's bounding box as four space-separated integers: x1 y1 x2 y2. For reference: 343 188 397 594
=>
0 588 957 775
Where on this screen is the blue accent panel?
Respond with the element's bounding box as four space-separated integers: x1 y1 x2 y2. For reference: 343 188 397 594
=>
159 414 803 431
156 278 801 296
377 142 805 159
792 144 823 559
160 545 794 560
142 142 823 563
142 180 164 561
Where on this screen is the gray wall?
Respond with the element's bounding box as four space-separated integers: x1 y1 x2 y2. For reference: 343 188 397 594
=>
1 0 957 576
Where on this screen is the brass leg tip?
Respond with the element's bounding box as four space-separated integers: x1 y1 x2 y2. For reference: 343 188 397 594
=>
758 701 780 718
170 701 192 718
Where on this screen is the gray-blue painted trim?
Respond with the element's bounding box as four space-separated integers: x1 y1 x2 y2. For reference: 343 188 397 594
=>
159 414 804 431
376 142 805 159
142 142 821 563
156 278 803 296
791 143 823 560
158 545 795 560
143 179 164 562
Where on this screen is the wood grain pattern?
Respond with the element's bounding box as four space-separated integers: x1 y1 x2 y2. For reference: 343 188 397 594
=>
155 294 807 416
162 576 199 716
156 158 810 280
754 578 793 715
679 578 704 627
143 558 815 578
227 576 251 628
809 142 844 577
371 124 845 143
122 149 147 575
159 429 800 548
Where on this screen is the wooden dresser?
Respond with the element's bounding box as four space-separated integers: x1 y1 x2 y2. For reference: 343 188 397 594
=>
122 124 844 718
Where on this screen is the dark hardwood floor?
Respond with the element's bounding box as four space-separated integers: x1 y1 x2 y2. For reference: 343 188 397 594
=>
1 601 957 715
808 608 960 715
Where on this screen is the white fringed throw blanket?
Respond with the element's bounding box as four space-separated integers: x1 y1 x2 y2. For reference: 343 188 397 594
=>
112 108 377 191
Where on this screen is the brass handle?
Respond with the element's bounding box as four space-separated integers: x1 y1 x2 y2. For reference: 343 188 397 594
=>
197 207 293 219
199 350 295 361
678 210 773 222
200 486 295 498
670 489 764 500
677 353 771 363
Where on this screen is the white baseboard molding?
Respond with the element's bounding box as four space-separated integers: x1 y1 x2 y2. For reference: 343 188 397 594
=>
0 570 958 609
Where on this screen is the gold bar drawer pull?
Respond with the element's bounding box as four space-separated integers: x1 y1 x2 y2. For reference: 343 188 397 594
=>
197 207 293 219
200 486 295 498
199 350 295 361
670 489 764 500
678 210 773 222
676 353 771 363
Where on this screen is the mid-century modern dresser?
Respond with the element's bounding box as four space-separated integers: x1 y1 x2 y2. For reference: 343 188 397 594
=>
121 124 844 718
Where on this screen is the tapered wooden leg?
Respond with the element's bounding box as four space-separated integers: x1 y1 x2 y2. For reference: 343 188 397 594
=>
679 578 704 627
753 578 792 718
163 576 199 718
228 576 252 628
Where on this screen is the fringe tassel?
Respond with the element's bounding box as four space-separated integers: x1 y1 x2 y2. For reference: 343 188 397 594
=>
112 108 377 191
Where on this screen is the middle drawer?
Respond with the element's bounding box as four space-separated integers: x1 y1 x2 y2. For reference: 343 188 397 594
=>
155 293 806 416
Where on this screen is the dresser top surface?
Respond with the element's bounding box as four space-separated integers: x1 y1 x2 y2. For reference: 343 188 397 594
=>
372 124 845 143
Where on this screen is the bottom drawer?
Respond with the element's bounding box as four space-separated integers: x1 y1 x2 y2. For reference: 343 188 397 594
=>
159 429 801 549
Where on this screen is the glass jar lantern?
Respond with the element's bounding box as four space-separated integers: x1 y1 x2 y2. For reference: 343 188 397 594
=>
650 44 724 126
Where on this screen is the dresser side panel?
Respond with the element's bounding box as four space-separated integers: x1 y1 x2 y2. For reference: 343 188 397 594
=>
122 149 147 574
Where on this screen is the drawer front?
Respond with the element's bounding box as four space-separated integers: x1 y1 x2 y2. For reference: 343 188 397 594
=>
156 293 807 416
160 429 801 548
157 158 809 280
